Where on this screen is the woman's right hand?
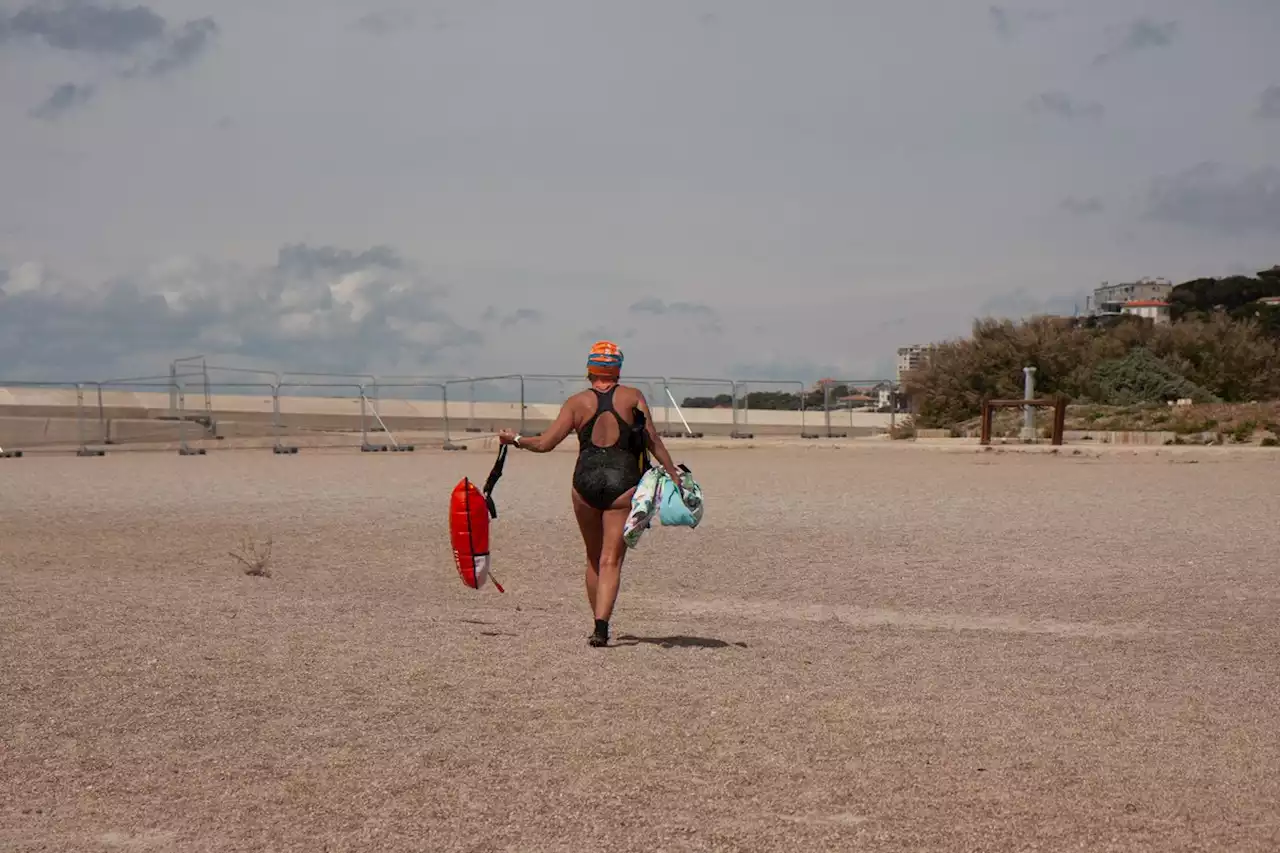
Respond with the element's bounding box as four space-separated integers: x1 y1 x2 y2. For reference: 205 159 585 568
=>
667 464 685 491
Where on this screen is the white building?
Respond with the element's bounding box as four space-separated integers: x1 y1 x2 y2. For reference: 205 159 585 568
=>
1121 300 1171 324
1086 278 1173 316
896 345 932 381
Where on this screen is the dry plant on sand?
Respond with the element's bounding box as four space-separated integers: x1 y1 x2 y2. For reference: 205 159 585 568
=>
228 534 273 577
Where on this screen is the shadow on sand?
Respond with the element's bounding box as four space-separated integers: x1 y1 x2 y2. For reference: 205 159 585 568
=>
614 634 748 650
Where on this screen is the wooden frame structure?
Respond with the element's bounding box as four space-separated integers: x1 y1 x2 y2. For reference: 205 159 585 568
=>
980 396 1068 446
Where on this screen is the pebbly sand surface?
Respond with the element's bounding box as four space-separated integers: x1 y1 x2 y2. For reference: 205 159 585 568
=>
2 444 1279 851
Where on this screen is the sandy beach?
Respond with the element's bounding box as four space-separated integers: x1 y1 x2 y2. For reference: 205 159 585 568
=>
3 443 1279 851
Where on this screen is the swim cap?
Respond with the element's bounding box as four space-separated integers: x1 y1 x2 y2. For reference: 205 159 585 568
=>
587 340 623 377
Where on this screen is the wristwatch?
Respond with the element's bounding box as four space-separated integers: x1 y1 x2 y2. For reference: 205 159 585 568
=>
512 434 522 448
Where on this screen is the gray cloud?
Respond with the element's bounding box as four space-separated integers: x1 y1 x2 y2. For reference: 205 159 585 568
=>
1094 18 1178 65
28 82 95 120
3 2 219 117
1145 162 1280 235
724 358 854 383
1 3 165 54
1257 85 1280 120
482 306 543 328
629 297 716 318
135 17 217 77
354 9 416 36
977 287 1087 321
1060 196 1105 216
629 297 721 334
988 6 1054 40
276 243 404 277
500 307 542 328
1026 91 1104 120
0 244 482 379
581 327 637 345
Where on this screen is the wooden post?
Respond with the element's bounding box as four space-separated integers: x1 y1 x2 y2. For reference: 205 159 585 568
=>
980 399 992 445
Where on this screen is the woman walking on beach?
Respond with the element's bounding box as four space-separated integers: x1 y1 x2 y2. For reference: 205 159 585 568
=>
496 341 684 647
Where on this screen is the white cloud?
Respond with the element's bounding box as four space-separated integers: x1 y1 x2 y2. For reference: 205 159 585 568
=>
0 243 482 380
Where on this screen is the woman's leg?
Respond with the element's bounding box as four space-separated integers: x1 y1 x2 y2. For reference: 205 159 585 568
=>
593 487 636 629
571 489 604 613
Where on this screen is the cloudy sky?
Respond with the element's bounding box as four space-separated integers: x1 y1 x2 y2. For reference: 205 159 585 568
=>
2 0 1279 383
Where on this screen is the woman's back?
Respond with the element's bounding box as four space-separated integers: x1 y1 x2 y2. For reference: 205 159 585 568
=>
574 384 642 450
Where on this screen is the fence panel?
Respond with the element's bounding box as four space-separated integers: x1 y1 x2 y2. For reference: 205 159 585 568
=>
200 380 280 452
819 379 897 436
0 380 111 456
442 375 525 450
276 381 372 452
366 381 452 452
664 377 739 438
732 379 810 439
91 379 206 453
522 374 585 408
282 371 379 404
169 355 212 419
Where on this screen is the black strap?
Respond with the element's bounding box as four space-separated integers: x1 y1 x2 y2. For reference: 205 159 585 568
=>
481 444 508 519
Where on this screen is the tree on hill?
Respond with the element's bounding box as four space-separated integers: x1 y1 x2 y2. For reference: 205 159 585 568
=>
1168 266 1280 322
680 383 856 411
903 311 1280 428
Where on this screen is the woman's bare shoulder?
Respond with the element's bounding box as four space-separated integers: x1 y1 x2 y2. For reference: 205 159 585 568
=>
617 384 648 406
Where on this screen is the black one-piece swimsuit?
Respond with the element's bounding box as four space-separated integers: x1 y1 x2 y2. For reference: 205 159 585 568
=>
572 387 647 511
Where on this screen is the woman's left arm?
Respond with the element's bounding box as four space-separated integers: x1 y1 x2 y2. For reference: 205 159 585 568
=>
498 398 576 453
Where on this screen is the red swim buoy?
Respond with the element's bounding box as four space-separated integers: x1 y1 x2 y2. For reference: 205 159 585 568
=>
449 445 508 593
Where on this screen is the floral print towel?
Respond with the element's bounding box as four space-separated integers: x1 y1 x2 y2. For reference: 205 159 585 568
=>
622 467 663 549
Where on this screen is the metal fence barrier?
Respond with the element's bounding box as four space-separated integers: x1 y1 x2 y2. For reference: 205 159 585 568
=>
1 370 904 456
362 381 451 452
276 381 370 453
443 375 525 450
96 378 207 454
0 380 97 456
733 379 809 439
667 377 736 438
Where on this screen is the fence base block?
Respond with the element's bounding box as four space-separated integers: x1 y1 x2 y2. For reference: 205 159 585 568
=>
77 448 107 457
178 447 207 456
443 442 467 451
730 431 754 440
1 450 22 458
801 432 821 439
273 445 299 455
660 430 703 439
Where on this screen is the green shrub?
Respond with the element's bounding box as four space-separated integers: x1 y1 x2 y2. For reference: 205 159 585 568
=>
1231 420 1259 443
905 312 1280 429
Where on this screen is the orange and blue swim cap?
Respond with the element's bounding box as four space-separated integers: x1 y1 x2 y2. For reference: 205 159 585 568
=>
587 340 623 377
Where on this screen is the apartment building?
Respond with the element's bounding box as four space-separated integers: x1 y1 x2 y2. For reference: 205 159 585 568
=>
1086 278 1173 316
896 344 932 382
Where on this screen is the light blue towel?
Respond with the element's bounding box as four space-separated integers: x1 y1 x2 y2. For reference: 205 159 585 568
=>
658 466 704 528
